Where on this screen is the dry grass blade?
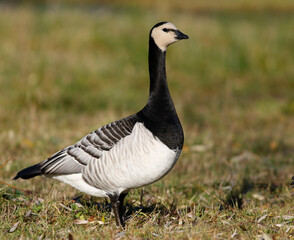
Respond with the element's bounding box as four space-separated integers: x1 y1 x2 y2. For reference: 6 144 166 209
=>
0 159 31 193
0 159 11 170
9 222 20 233
257 214 268 223
73 220 89 225
0 181 26 192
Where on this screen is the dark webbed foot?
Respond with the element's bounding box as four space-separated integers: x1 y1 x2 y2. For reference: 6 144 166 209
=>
108 192 128 228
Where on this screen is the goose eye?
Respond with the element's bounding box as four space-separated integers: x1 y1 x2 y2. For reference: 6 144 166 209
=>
162 28 169 32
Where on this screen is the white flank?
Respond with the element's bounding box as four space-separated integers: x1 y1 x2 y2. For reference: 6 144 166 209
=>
83 122 179 195
52 174 107 197
151 22 179 51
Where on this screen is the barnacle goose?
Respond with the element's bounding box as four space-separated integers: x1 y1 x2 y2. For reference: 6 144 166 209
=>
14 22 189 227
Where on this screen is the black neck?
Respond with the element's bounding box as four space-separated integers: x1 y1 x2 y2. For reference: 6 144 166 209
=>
136 36 184 150
140 36 178 122
148 37 169 98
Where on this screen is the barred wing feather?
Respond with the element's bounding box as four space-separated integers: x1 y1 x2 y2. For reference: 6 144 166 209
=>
39 115 137 175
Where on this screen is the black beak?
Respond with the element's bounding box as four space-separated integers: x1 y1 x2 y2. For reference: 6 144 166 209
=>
175 30 189 40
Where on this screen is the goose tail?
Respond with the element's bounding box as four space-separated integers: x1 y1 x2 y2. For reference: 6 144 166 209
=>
13 164 42 180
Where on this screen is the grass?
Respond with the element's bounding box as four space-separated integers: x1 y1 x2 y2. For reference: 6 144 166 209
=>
0 1 294 239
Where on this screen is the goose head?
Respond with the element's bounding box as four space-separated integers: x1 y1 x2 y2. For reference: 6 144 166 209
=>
150 22 189 51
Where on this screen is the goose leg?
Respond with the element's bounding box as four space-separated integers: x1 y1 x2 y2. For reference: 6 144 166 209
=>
109 192 128 228
118 192 128 224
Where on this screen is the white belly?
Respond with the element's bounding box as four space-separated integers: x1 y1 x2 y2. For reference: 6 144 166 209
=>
52 174 108 197
82 122 180 195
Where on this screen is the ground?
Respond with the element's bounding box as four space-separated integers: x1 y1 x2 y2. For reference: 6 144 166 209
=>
0 1 293 239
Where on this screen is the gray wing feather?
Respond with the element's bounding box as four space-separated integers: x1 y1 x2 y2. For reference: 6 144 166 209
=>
39 115 137 175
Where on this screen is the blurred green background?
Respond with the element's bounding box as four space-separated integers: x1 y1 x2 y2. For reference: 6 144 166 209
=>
1 0 294 188
0 0 293 238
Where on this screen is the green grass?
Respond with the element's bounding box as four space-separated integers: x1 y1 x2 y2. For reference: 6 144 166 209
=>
0 1 294 239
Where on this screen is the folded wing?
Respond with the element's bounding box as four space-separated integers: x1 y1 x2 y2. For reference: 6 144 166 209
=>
13 115 138 180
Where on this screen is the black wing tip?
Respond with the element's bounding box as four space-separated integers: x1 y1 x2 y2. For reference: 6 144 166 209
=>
12 175 20 180
291 176 294 187
13 164 42 180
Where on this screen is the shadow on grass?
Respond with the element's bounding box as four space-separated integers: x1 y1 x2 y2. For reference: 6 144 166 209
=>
72 194 195 222
70 175 288 216
220 177 282 210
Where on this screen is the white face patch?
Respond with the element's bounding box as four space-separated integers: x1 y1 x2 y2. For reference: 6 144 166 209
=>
151 22 179 51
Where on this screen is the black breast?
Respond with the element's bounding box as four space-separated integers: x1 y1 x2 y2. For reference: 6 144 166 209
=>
137 96 184 150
